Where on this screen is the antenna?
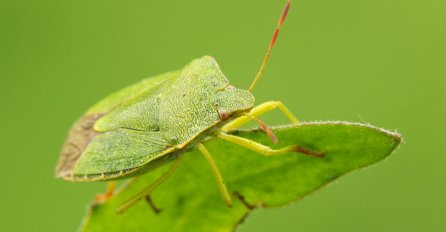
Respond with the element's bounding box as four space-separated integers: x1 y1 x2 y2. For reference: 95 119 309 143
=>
248 0 291 92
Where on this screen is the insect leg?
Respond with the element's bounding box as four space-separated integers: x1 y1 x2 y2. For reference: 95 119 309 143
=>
244 115 279 144
222 101 298 132
145 195 162 214
218 132 324 158
198 143 233 207
94 181 116 203
115 157 183 214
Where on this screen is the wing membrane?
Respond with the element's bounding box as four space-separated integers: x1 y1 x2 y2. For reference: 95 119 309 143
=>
72 129 168 176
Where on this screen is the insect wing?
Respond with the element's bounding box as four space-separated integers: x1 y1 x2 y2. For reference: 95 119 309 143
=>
71 129 172 180
55 71 179 179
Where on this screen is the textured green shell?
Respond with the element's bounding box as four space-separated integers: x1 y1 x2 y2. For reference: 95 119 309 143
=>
55 56 255 181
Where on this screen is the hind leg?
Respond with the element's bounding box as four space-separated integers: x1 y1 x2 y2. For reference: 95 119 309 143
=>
94 181 116 203
116 157 183 214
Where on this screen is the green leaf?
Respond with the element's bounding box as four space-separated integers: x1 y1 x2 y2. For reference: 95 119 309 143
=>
80 122 401 232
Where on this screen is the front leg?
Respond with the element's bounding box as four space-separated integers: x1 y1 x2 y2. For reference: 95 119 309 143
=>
222 101 298 132
218 132 324 158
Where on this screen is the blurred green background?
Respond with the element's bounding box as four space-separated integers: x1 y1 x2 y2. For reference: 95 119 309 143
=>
1 0 445 231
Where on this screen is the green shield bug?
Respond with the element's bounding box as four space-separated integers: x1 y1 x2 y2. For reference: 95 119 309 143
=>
55 0 323 214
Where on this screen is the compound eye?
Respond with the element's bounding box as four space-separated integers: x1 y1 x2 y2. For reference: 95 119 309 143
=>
218 109 230 121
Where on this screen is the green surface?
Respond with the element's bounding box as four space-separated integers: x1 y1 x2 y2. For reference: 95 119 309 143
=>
1 0 445 231
82 122 400 232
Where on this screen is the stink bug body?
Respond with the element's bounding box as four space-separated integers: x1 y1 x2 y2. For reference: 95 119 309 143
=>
55 0 323 213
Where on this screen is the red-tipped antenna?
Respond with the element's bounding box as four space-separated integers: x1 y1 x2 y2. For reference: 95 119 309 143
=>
248 0 291 92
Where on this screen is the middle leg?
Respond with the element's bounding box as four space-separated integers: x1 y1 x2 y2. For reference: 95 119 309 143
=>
198 143 233 207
